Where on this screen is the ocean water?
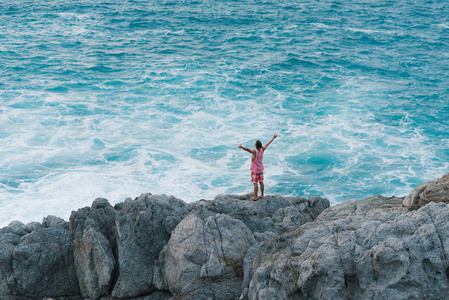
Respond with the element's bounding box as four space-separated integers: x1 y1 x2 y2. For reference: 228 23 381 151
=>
1 0 448 227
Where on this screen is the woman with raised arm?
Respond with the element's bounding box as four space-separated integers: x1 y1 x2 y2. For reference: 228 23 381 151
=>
238 134 277 201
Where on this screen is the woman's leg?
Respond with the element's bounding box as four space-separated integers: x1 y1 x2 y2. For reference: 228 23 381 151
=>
259 181 264 198
252 183 258 200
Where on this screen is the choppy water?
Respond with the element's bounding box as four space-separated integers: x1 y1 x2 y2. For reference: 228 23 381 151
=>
1 0 448 226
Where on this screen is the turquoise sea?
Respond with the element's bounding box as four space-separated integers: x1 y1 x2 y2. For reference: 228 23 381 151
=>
1 0 448 226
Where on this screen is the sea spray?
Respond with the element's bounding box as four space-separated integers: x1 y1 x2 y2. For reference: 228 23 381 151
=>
1 0 448 226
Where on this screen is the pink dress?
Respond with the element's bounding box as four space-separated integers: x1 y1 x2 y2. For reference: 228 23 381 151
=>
250 149 264 173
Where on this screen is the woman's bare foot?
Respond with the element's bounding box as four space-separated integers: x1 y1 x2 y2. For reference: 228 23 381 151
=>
250 197 258 201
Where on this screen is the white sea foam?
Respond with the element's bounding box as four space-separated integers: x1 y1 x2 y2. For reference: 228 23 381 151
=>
1 0 448 227
346 27 397 35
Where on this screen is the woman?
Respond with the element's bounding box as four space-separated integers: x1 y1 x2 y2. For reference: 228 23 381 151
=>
238 134 277 201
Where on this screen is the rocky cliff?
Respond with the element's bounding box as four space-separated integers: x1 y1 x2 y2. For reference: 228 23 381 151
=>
1 172 449 300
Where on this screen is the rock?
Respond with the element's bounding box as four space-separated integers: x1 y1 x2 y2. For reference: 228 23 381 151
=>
241 241 266 300
93 197 113 209
99 290 173 300
243 195 449 300
25 221 41 233
159 194 329 300
6 185 449 300
144 290 173 300
97 291 172 300
7 221 27 237
190 194 330 235
404 172 449 210
0 220 80 299
43 215 69 230
111 194 190 299
70 198 118 300
13 226 80 298
0 193 330 300
253 231 277 243
0 231 21 297
160 214 256 300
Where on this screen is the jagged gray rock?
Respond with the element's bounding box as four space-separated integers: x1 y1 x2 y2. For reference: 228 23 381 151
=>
160 195 330 300
4 184 449 300
0 227 22 297
70 198 118 300
112 194 190 299
0 193 331 300
190 194 330 235
243 195 449 300
160 214 256 300
404 172 449 210
68 194 190 300
0 217 80 299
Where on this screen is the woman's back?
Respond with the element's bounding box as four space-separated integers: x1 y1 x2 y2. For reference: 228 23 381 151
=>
251 148 264 173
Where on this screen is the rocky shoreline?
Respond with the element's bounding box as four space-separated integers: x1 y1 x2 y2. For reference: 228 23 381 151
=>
1 172 449 300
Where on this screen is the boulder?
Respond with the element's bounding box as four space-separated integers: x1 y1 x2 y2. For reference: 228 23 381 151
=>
7 221 28 237
244 195 449 300
111 194 190 299
70 198 118 299
160 214 256 300
404 172 449 210
43 215 70 230
0 217 80 299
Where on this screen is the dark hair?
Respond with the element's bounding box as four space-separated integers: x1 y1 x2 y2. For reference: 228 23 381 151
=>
255 140 262 150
